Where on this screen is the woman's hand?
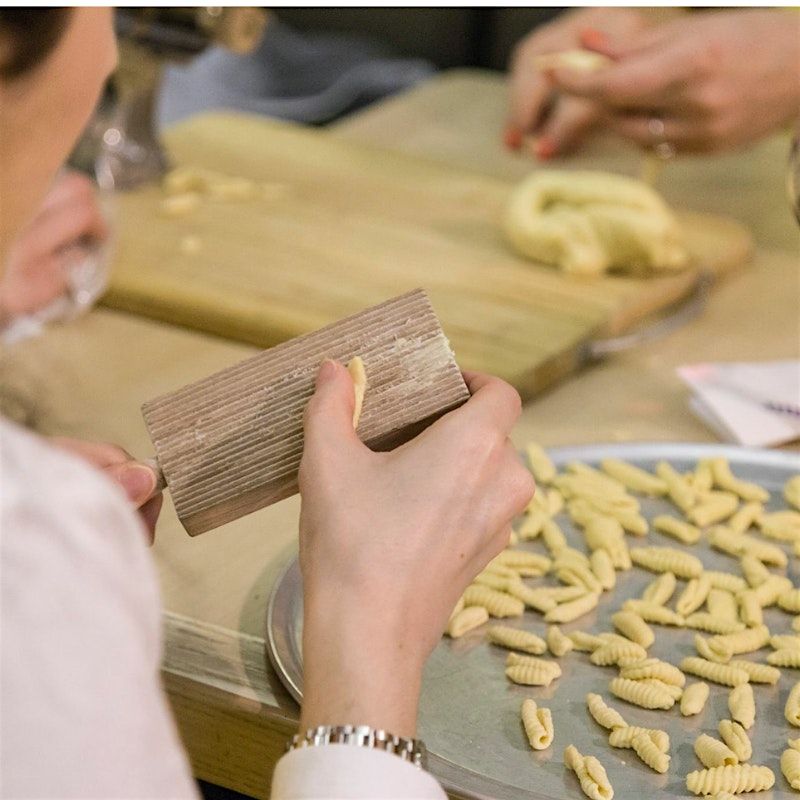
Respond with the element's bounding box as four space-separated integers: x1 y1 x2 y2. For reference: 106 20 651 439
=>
549 10 800 154
297 360 535 738
506 7 649 158
49 438 162 543
0 170 108 323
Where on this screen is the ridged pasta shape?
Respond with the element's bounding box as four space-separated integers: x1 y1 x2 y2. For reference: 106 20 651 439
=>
569 630 604 652
544 591 600 623
463 585 524 618
525 442 556 484
728 503 764 536
652 514 701 544
687 491 739 527
694 734 738 768
753 574 793 605
709 625 770 657
768 649 800 667
705 571 747 593
487 625 546 654
623 599 684 626
718 720 752 762
707 589 739 622
758 510 800 542
695 634 731 664
505 582 558 613
680 657 749 687
564 745 614 800
680 682 710 716
691 459 714 492
586 693 627 730
737 591 763 627
609 677 675 709
619 657 685 687
590 641 648 667
518 508 547 541
787 682 800 726
677 575 713 616
785 475 800 511
611 611 655 649
684 613 745 635
630 546 703 579
446 606 488 638
600 459 667 496
782 747 800 791
631 733 670 773
546 625 574 657
540 518 568 557
656 460 696 512
608 726 669 752
728 684 755 729
491 549 553 573
779 589 800 614
556 563 603 594
473 570 521 592
641 572 677 605
685 764 775 795
521 698 554 750
771 634 800 650
639 678 682 701
590 549 616 591
506 663 559 687
709 458 769 503
728 660 780 685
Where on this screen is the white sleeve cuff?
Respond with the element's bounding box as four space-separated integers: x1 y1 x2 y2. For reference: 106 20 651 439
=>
270 743 447 800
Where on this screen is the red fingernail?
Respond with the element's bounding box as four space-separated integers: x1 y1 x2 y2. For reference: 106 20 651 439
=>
317 359 338 384
581 28 609 51
535 137 556 160
504 126 523 150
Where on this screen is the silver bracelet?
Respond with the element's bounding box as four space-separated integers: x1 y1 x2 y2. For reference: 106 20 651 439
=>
287 724 428 770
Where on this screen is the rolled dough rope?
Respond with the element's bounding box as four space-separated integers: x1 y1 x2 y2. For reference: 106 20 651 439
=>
347 357 367 428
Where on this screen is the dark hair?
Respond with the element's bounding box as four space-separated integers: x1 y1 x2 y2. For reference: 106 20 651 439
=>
0 8 72 78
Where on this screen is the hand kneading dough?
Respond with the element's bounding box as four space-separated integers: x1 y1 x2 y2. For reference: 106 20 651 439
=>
503 170 689 276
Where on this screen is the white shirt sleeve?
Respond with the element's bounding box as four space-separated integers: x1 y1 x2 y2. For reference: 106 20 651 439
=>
271 745 447 800
1 420 198 799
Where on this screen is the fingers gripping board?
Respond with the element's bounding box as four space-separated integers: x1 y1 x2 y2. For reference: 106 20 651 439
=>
142 289 469 535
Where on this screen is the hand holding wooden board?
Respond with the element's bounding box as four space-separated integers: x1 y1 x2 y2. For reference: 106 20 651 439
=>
142 289 469 535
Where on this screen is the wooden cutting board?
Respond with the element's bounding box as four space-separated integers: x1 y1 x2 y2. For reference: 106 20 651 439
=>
104 112 752 398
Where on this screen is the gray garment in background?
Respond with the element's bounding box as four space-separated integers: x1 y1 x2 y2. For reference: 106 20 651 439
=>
158 20 435 128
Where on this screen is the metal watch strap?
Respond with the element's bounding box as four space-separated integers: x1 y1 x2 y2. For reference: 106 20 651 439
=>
287 724 428 770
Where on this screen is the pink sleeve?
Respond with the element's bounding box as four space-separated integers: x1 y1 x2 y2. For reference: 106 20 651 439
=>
271 745 447 800
1 421 198 798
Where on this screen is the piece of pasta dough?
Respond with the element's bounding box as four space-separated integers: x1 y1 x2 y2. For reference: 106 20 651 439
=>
641 572 678 605
785 475 800 511
346 357 367 428
677 575 713 617
583 516 631 569
708 625 770 658
685 764 775 795
546 624 574 657
738 591 763 627
652 514 701 545
506 662 560 687
718 720 752 763
705 571 748 593
708 589 740 622
688 492 740 527
680 657 749 687
600 459 667 496
759 510 800 542
779 590 800 614
769 649 800 668
728 684 755 729
611 611 655 649
564 744 615 800
507 651 562 673
772 634 800 651
544 591 600 623
619 658 685 687
521 698 554 750
487 625 547 654
540 518 569 557
491 549 553 574
695 734 739 768
608 726 669 752
728 660 780 685
590 641 648 667
570 630 605 652
609 677 675 709
463 585 524 618
740 554 771 588
709 458 769 503
787 683 800 726
656 461 697 512
446 606 488 638
728 504 764 536
681 681 710 716
782 747 800 790
525 443 556 484
586 693 627 730
685 613 745 635
532 48 612 72
708 526 788 568
631 733 670 773
590 549 617 591
623 599 685 627
630 546 703 579
753 574 793 605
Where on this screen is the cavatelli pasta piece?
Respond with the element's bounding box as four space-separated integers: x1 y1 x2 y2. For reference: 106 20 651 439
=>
600 459 667 496
483 562 523 579
583 515 631 570
781 747 800 791
641 572 677 605
718 720 752 762
656 460 696 512
590 549 616 591
473 570 521 592
787 682 800 726
620 657 686 686
611 611 655 649
566 462 628 493
609 677 675 709
525 443 556 484
590 641 648 667
685 764 774 795
785 475 800 511
709 528 788 568
694 733 739 768
740 554 771 588
487 625 547 654
738 591 763 627
547 625 574 657
758 510 800 542
772 634 800 650
586 692 627 730
639 678 682 701
728 660 780 685
518 508 547 541
705 571 747 593
769 649 800 667
677 575 713 616
505 582 558 613
728 503 764 535
491 549 553 573
708 589 739 622
521 698 554 750
752 574 793 605
569 630 604 652
779 589 800 614
687 491 740 527
463 585 524 618
623 599 685 626
695 634 732 664
631 733 670 773
608 726 669 752
540 518 568 557
691 459 715 492
630 546 703 579
684 613 745 635
534 585 588 603
680 657 749 687
728 683 755 729
708 625 770 657
709 458 769 503
446 606 488 638
564 745 614 800
556 563 603 594
652 514 701 545
544 592 600 623
681 681 710 716
506 653 561 686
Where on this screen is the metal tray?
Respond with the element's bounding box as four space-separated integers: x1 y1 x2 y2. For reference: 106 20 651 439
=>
267 443 800 799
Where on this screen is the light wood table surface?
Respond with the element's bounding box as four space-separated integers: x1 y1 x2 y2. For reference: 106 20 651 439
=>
4 69 798 798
